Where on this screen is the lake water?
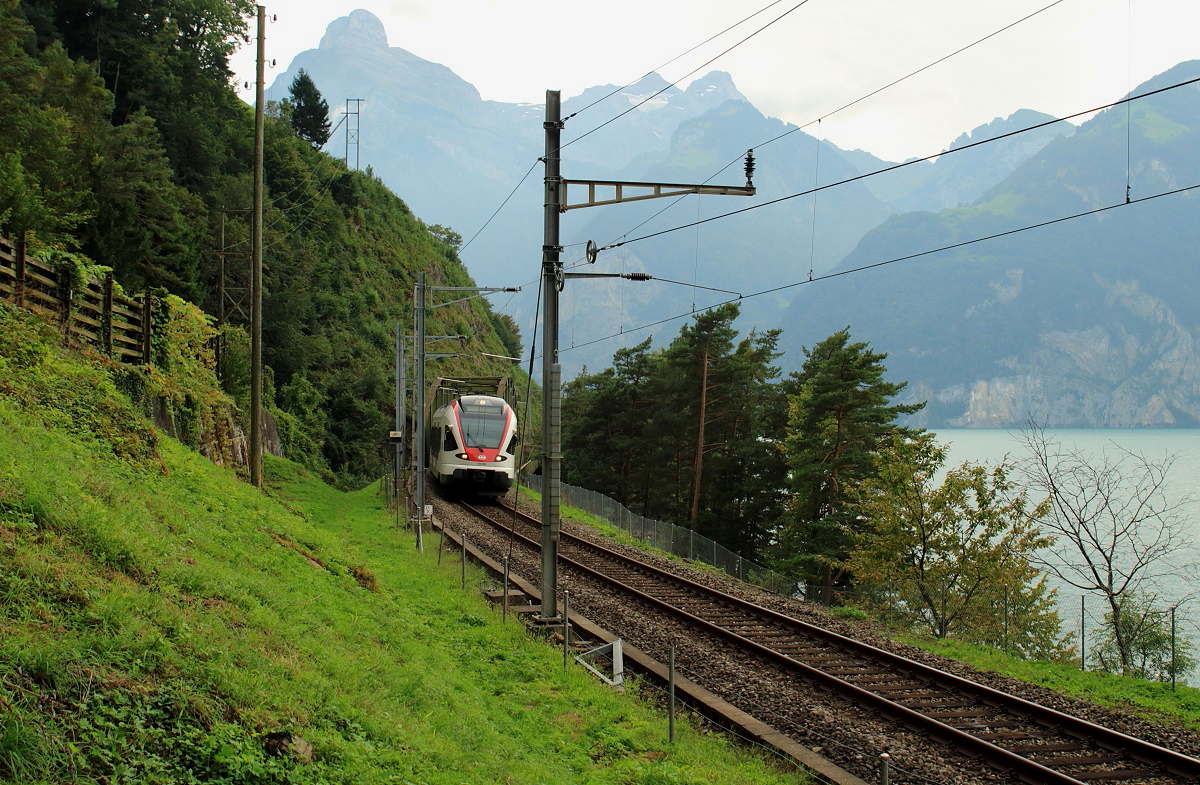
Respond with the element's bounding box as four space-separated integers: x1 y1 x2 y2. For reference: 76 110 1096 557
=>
931 428 1200 657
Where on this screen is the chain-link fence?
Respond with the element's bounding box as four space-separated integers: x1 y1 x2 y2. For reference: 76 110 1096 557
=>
523 475 800 596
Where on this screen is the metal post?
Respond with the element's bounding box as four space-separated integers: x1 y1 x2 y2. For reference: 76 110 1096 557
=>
1080 595 1086 670
562 590 571 669
879 752 890 785
668 643 676 743
940 576 947 638
1171 605 1177 690
395 323 405 515
541 89 563 620
1003 585 1009 650
414 273 426 552
249 4 266 487
461 536 467 589
502 558 510 623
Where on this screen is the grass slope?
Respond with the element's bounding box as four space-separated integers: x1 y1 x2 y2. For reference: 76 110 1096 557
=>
0 303 806 784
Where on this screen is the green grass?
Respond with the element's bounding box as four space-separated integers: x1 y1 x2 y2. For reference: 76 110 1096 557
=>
0 303 809 785
894 633 1200 731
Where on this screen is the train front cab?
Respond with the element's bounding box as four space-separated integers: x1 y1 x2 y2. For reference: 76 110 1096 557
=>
431 396 515 496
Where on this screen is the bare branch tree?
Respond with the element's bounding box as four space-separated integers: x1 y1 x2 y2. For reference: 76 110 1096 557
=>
1016 421 1196 675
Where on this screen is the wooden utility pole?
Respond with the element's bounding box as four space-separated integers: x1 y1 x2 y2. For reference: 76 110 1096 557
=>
250 5 266 487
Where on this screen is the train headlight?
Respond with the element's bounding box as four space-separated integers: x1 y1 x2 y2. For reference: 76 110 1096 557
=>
494 456 507 462
456 453 469 460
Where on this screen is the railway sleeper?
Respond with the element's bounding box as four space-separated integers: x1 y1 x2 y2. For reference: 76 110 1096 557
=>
882 691 952 701
1007 742 1089 753
925 709 996 719
1067 769 1160 781
1030 755 1121 766
778 649 851 660
856 681 929 692
900 699 979 709
972 731 1041 741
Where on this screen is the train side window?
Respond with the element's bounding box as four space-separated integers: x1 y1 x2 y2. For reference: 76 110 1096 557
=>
443 426 459 452
506 435 517 454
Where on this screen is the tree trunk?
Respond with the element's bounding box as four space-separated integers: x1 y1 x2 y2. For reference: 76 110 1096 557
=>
690 350 709 527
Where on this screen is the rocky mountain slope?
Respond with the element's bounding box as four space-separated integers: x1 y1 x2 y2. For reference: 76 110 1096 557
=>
779 62 1200 427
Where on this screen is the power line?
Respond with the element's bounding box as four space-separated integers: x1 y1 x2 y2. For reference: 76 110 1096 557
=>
457 0 801 256
462 0 1062 262
460 160 540 253
578 0 1069 264
596 75 1200 253
755 0 1068 152
561 0 813 152
564 0 791 122
560 182 1200 354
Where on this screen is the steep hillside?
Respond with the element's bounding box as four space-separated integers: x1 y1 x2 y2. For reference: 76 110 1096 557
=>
4 1 526 482
779 62 1200 427
0 302 805 785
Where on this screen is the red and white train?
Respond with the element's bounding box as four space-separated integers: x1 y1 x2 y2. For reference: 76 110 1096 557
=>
427 394 517 496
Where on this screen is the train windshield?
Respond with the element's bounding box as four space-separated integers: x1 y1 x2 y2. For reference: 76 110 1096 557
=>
457 398 509 449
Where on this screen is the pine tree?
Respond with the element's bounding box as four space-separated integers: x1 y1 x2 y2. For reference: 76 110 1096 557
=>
775 327 924 594
560 304 787 561
288 69 330 149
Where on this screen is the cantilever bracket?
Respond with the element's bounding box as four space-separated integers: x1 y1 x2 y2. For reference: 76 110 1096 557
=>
560 179 756 211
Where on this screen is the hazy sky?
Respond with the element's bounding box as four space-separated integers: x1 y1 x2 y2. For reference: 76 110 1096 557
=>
232 0 1200 161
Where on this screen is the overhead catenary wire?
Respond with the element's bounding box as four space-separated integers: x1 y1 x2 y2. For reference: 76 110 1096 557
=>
808 124 820 281
560 0 813 153
460 159 540 254
594 75 1200 253
563 0 791 123
558 182 1200 355
458 0 801 255
575 0 1069 268
539 73 1200 357
462 0 1064 263
750 0 1069 153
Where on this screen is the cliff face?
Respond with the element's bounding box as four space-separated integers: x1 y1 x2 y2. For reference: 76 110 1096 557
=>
942 277 1200 427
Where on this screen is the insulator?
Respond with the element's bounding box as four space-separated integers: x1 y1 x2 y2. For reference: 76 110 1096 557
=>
744 149 756 186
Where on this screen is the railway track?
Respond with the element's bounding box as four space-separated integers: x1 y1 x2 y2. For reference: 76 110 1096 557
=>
446 495 1200 785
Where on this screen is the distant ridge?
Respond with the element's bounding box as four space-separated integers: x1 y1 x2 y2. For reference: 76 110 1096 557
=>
270 11 1200 427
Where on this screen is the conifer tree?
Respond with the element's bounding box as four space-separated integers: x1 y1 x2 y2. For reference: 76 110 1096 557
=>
775 327 924 594
288 69 331 149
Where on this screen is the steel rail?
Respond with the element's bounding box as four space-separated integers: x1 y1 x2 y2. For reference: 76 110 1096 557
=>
477 499 1200 784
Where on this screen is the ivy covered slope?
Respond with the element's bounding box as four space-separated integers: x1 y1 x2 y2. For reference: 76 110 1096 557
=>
0 303 805 785
2 0 525 483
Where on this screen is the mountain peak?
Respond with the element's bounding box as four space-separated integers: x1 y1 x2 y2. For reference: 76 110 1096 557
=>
684 70 746 103
320 9 388 50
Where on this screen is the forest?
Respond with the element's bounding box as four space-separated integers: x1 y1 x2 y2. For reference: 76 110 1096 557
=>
0 0 522 484
564 304 1193 673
